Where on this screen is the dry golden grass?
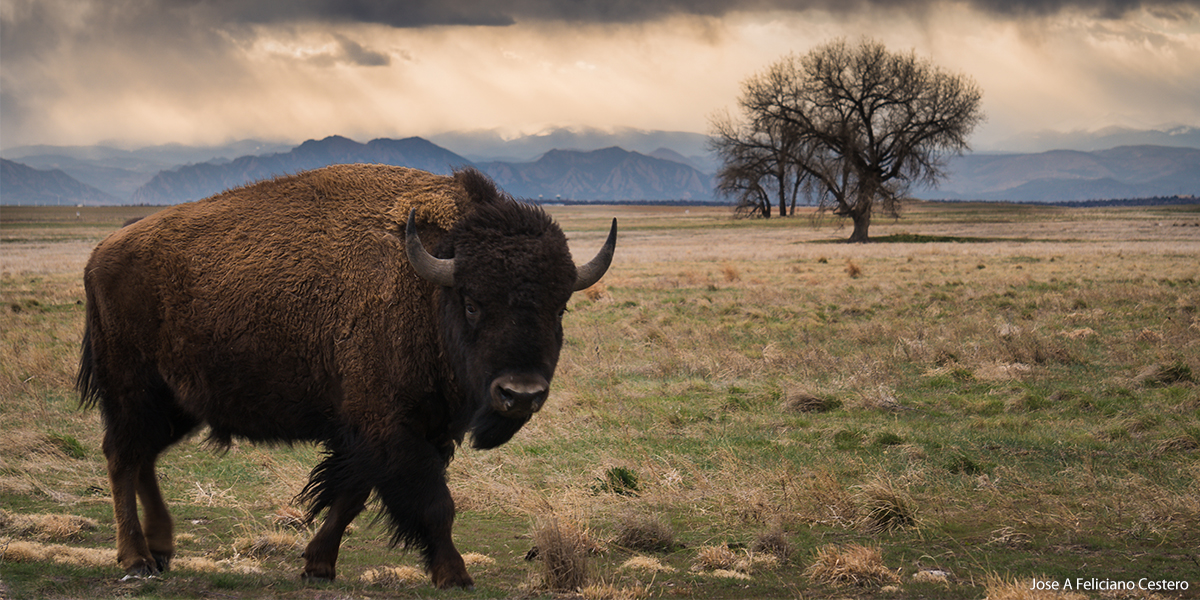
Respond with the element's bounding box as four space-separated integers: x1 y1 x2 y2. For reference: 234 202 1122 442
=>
796 469 859 528
619 555 676 574
782 388 836 413
2 204 1198 598
0 510 98 541
0 540 115 568
612 512 674 551
692 544 736 571
531 513 594 591
751 527 792 563
232 530 304 558
845 259 863 278
360 565 426 587
854 473 919 533
581 580 651 600
805 544 900 587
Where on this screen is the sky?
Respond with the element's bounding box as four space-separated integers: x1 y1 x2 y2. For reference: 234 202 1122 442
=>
2 0 1199 152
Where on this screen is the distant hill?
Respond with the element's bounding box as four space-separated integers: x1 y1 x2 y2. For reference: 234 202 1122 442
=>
987 125 1200 153
913 145 1200 202
478 146 713 201
130 137 714 204
6 131 1197 205
429 126 719 172
132 136 472 204
2 140 295 199
0 159 118 205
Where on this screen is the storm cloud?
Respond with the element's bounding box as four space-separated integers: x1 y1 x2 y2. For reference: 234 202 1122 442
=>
2 0 1198 149
47 0 1200 27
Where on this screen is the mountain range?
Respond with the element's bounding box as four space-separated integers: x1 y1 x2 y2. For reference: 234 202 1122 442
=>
1 159 118 206
2 128 1199 205
911 145 1200 202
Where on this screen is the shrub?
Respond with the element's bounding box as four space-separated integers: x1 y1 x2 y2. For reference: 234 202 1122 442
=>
613 513 675 552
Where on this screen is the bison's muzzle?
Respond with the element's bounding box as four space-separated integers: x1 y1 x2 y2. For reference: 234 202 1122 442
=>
490 373 549 417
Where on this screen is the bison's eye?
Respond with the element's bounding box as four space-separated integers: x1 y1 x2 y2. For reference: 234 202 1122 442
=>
557 307 568 320
464 300 480 322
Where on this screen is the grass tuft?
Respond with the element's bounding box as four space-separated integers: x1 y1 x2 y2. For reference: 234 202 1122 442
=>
0 510 98 541
855 476 917 533
783 389 838 413
692 544 736 571
360 565 426 587
620 555 676 574
612 512 675 551
232 531 303 558
46 432 87 459
1135 361 1195 387
751 527 792 563
804 544 900 587
581 580 651 600
593 466 640 496
532 514 593 591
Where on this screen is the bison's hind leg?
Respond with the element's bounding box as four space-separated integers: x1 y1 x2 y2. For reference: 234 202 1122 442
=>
100 379 199 577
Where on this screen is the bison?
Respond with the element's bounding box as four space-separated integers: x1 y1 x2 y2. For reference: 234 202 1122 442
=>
76 164 616 588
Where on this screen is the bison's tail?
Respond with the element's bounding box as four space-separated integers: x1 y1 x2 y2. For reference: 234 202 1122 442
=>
76 300 103 409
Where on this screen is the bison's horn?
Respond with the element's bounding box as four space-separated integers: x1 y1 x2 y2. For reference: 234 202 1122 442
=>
405 209 455 287
573 218 617 292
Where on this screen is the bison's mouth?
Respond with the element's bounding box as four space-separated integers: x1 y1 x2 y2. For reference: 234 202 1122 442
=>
470 408 531 449
488 373 549 418
467 372 547 449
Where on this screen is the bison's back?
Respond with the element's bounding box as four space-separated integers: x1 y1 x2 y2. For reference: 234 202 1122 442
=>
81 165 470 443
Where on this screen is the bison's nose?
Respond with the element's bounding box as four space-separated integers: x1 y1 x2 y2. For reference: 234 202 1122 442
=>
490 374 549 416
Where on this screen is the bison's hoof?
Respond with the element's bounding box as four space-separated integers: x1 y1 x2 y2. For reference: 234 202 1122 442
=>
436 577 475 591
433 569 474 590
151 552 172 574
121 558 161 579
301 569 336 582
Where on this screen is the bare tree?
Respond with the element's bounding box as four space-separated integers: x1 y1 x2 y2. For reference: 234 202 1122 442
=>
712 38 984 241
709 109 804 218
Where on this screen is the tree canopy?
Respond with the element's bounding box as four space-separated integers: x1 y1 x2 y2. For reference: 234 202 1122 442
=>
710 38 985 241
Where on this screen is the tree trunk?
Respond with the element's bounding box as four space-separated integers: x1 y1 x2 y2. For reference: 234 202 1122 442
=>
848 213 871 242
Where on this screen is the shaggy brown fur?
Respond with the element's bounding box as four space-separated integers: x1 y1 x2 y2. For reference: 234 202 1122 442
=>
76 164 615 589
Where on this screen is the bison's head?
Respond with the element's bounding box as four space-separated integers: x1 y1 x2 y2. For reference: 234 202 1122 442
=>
405 172 615 449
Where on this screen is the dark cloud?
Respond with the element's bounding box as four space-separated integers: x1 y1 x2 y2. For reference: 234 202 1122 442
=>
331 34 391 66
172 0 517 27
181 0 1200 24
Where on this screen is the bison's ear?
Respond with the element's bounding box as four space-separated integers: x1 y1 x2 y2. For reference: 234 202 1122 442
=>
573 218 617 291
405 209 456 287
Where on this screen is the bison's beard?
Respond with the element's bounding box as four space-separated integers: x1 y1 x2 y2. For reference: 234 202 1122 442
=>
469 408 531 449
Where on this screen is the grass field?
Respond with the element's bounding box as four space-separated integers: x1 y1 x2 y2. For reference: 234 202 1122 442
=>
2 202 1199 599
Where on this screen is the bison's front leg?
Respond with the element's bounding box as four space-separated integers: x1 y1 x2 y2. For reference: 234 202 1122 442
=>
302 488 370 580
422 482 472 589
375 442 473 589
